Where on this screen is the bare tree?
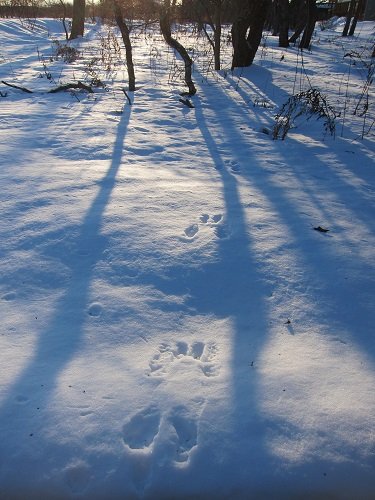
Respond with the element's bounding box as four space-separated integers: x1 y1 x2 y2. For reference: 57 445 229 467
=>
193 0 230 70
70 0 85 39
160 0 196 95
113 0 136 91
58 0 69 40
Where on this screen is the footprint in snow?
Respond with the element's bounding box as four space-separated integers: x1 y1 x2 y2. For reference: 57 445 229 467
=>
88 302 102 317
225 159 241 174
148 341 219 378
200 213 222 225
1 292 16 301
184 224 199 239
214 225 229 239
201 213 228 238
15 395 29 404
169 406 198 463
122 406 161 451
183 214 227 241
64 462 91 494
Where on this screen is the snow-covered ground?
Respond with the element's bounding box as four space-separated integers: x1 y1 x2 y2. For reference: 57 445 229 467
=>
0 16 374 499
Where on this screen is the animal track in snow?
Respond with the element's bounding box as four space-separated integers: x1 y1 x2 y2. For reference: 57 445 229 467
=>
88 302 103 317
64 462 91 494
122 406 161 450
225 159 241 174
214 225 229 239
1 291 16 301
169 405 198 463
15 395 29 404
120 404 202 471
148 341 219 378
200 213 222 225
199 213 229 239
184 224 199 238
183 214 228 241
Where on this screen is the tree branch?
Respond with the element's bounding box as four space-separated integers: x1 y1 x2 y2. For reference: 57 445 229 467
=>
1 80 33 93
48 81 93 93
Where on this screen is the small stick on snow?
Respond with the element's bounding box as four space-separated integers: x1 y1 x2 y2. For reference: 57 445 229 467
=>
314 226 330 233
1 80 33 93
48 82 93 93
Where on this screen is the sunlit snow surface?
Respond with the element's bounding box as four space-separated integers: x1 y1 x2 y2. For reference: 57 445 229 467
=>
0 17 374 499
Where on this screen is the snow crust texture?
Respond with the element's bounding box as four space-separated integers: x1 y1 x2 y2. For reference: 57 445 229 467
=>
0 16 374 499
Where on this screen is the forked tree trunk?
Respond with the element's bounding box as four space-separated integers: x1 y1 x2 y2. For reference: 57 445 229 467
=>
198 0 223 70
160 1 196 95
231 0 271 69
69 0 85 39
113 1 136 91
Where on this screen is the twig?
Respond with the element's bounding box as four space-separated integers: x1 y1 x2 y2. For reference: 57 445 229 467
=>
1 80 33 93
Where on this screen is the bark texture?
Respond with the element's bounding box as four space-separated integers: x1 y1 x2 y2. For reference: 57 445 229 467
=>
69 0 85 39
113 1 136 92
160 1 196 95
231 0 271 69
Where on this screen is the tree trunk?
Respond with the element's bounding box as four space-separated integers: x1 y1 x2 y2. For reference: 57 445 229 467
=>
231 0 271 69
195 0 223 70
59 0 69 40
299 0 316 49
289 0 306 43
278 0 289 47
271 0 279 35
342 0 356 37
213 4 222 71
160 1 196 95
246 0 271 63
348 0 365 36
231 15 253 68
69 0 85 39
113 1 136 92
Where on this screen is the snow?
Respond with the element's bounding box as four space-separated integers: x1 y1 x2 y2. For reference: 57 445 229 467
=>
0 16 374 499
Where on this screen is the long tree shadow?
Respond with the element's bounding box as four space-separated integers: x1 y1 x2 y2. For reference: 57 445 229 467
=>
133 95 271 489
0 104 131 456
193 69 375 481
